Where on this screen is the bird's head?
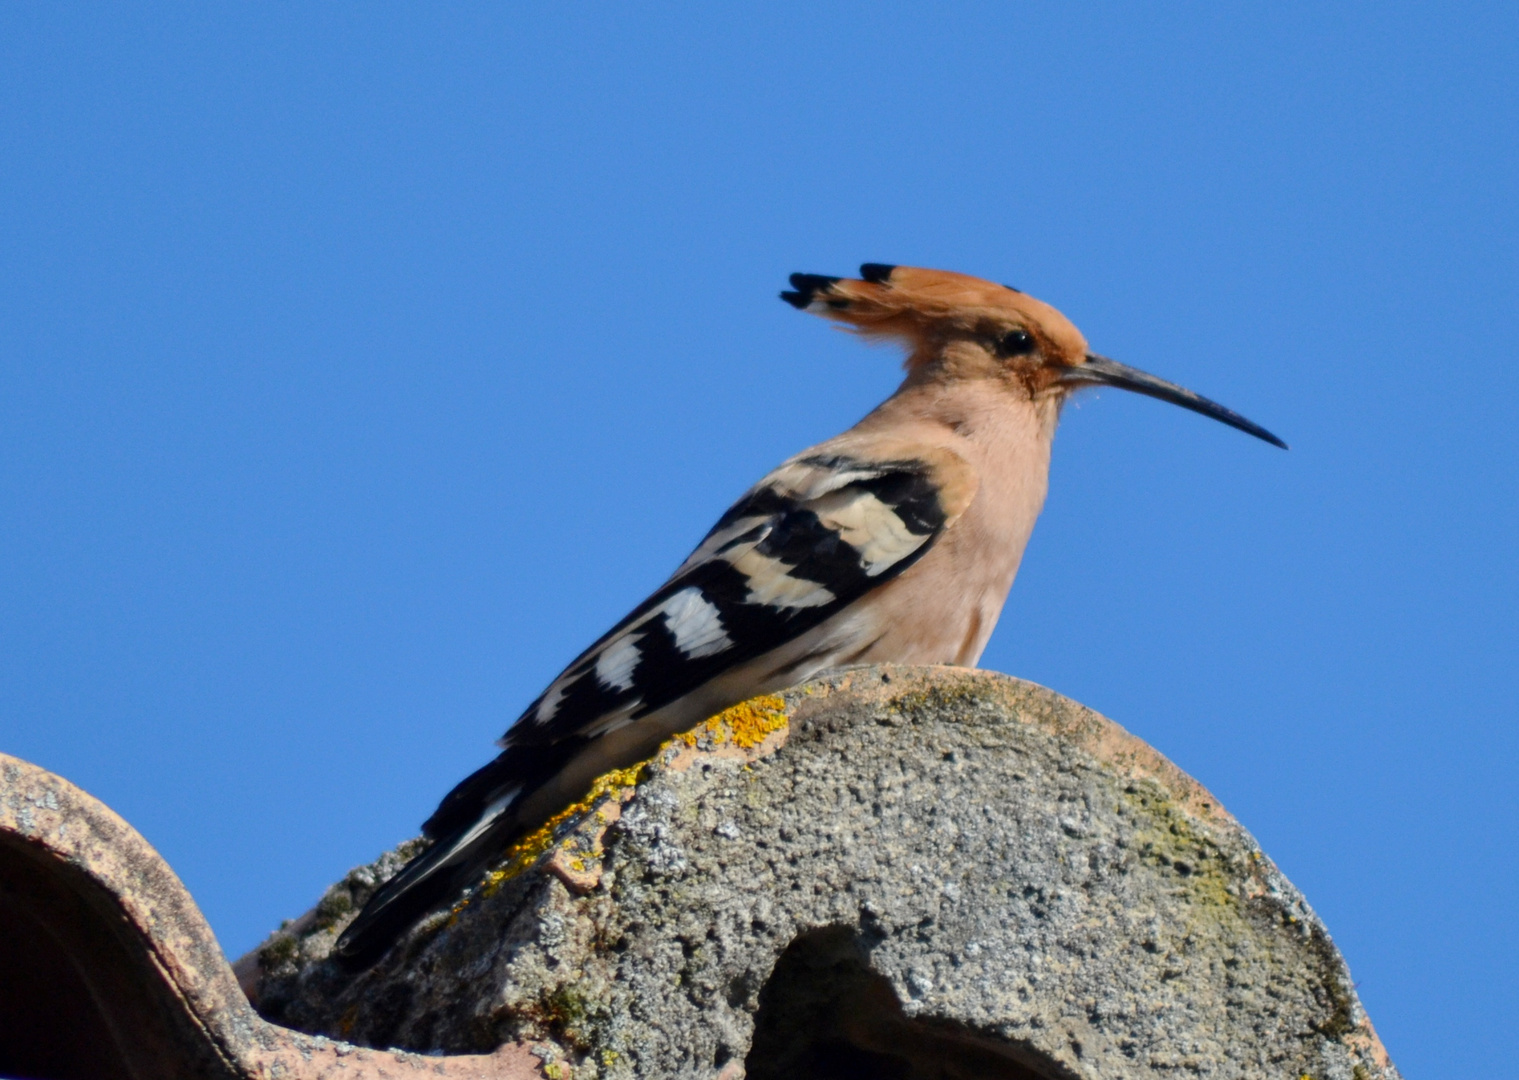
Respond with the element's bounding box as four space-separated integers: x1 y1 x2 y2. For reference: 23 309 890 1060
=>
782 264 1285 448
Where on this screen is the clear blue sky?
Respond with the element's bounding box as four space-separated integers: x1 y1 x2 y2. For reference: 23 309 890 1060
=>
2 5 1513 1072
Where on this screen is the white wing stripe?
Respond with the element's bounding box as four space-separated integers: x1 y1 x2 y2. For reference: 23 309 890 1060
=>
595 633 643 691
534 682 567 724
812 490 921 576
661 586 734 658
726 546 836 609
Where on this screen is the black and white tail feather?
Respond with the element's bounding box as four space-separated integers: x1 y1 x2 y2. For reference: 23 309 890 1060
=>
332 445 972 966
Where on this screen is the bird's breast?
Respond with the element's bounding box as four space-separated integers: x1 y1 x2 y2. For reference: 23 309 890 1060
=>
874 398 1057 666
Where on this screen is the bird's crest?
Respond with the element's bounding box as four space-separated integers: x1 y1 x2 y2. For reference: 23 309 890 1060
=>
781 263 1089 368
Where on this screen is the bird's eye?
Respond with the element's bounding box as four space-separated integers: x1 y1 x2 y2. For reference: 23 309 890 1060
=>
999 328 1036 357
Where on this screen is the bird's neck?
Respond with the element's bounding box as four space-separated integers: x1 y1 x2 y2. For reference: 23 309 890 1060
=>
861 375 1059 607
859 377 1062 461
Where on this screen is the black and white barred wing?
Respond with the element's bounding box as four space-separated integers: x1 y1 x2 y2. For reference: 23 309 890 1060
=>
333 441 976 965
512 440 978 748
413 442 975 849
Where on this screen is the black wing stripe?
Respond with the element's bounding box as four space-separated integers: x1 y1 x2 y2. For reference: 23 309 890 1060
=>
854 469 943 536
750 506 872 592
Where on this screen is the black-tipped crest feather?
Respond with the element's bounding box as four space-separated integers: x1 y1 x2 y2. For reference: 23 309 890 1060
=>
779 272 841 309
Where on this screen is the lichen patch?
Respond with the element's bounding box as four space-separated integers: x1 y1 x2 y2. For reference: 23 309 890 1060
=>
665 694 790 770
466 761 650 905
458 695 792 902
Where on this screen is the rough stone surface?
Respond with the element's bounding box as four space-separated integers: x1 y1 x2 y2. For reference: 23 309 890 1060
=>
0 751 546 1079
242 665 1398 1080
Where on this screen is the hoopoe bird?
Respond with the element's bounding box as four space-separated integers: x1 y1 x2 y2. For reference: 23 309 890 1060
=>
334 264 1284 965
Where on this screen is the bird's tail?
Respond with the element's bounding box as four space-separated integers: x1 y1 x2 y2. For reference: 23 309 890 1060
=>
332 742 576 969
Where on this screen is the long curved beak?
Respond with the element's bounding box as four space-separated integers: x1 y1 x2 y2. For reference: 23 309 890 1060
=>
1061 354 1287 449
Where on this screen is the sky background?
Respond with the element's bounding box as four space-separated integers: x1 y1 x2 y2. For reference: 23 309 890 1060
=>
1 4 1514 1073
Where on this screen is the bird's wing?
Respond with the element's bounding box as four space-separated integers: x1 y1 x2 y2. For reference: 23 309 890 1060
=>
506 438 977 750
334 440 976 967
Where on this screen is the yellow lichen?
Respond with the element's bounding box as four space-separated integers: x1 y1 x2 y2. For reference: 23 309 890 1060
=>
455 694 789 906
469 760 650 903
675 694 788 750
